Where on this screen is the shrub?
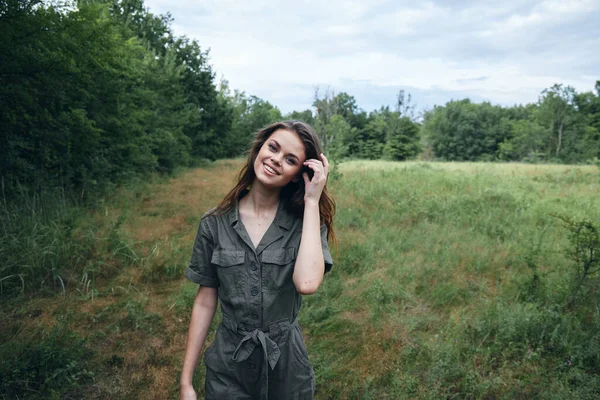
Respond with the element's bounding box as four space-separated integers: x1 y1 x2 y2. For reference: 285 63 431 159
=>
0 323 93 399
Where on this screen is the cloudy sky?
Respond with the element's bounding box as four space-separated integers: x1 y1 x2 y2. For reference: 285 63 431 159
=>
144 0 599 114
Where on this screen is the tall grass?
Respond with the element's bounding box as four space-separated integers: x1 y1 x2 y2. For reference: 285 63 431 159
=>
0 319 93 399
0 190 88 295
300 161 600 399
0 174 176 297
2 160 599 399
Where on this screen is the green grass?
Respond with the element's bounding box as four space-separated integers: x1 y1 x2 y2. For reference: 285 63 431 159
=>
299 161 600 399
1 160 600 399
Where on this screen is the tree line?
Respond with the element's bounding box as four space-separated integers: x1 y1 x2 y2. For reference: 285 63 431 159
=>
422 84 600 163
1 0 282 199
2 0 599 201
306 82 600 165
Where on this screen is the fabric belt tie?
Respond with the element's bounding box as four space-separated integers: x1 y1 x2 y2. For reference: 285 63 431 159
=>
226 316 297 400
232 328 281 369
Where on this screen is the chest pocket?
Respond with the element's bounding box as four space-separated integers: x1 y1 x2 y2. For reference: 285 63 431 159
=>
261 248 296 293
212 249 246 297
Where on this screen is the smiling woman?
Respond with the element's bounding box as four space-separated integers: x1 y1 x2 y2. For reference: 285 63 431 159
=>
253 129 306 188
179 121 336 400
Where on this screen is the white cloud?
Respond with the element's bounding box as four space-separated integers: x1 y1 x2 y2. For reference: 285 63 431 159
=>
144 0 600 112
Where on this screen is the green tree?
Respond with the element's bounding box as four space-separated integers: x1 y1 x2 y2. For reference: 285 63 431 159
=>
384 116 421 161
573 83 600 161
224 89 282 157
0 0 208 197
537 84 577 160
285 109 315 126
358 113 387 159
312 88 339 152
498 120 548 162
326 115 354 159
422 100 512 161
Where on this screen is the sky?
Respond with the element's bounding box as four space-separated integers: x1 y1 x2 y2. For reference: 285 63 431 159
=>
144 0 599 115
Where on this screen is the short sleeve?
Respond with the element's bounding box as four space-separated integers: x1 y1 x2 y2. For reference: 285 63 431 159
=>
321 223 333 274
185 216 219 287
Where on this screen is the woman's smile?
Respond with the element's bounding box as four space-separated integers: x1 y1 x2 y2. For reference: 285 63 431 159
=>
263 163 278 175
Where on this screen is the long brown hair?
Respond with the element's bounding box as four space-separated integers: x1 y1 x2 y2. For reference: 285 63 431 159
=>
212 120 336 245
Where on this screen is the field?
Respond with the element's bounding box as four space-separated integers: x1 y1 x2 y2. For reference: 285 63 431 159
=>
2 160 600 399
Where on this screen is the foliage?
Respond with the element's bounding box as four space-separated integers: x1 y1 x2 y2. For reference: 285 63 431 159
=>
357 114 387 159
422 99 512 161
537 84 577 159
0 322 93 399
383 115 421 161
422 82 600 163
498 119 548 162
221 83 283 157
312 90 421 161
0 0 252 199
3 0 598 199
553 215 600 306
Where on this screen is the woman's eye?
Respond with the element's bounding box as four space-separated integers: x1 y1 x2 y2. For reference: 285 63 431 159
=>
268 144 276 151
285 157 296 165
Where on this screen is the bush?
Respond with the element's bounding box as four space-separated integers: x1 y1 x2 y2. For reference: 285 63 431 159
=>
0 323 94 399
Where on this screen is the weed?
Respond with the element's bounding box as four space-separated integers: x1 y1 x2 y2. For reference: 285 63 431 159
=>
366 278 394 317
518 226 549 302
167 281 199 317
0 323 94 399
552 215 600 307
0 191 85 295
120 299 163 332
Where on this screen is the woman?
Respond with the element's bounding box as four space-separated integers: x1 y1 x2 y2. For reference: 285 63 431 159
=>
180 120 335 400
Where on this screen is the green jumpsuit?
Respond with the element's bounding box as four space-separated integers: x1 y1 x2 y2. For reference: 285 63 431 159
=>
185 197 333 400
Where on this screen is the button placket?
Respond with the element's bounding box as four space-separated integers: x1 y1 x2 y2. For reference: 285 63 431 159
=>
250 256 261 326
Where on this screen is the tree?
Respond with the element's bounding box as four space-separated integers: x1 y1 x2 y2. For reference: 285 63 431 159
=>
285 109 315 126
0 0 221 197
384 116 421 160
224 91 282 157
395 89 417 121
537 84 577 159
421 100 512 161
326 115 354 159
357 112 387 159
573 83 600 160
498 120 548 162
312 87 339 152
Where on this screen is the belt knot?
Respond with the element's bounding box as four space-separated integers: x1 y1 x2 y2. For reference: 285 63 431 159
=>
223 315 297 400
231 328 281 370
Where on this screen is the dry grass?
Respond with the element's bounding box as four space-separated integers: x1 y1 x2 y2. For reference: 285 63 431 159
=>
4 159 600 399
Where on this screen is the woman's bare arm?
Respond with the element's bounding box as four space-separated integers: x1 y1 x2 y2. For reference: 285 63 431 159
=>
180 285 218 399
293 200 325 294
293 154 329 295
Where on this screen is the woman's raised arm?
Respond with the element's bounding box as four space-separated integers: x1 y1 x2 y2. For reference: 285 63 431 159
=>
293 153 330 295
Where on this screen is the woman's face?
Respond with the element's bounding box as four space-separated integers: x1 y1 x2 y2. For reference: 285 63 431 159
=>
253 129 306 189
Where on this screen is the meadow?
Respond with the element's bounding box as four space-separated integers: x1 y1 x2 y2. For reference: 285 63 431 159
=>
1 160 599 399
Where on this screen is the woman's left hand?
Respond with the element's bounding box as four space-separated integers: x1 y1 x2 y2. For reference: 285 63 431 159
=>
302 153 329 204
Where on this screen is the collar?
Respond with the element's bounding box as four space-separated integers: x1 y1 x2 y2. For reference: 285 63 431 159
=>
227 190 294 231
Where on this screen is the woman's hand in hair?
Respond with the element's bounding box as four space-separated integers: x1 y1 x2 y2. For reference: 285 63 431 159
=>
302 153 329 204
296 153 329 294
